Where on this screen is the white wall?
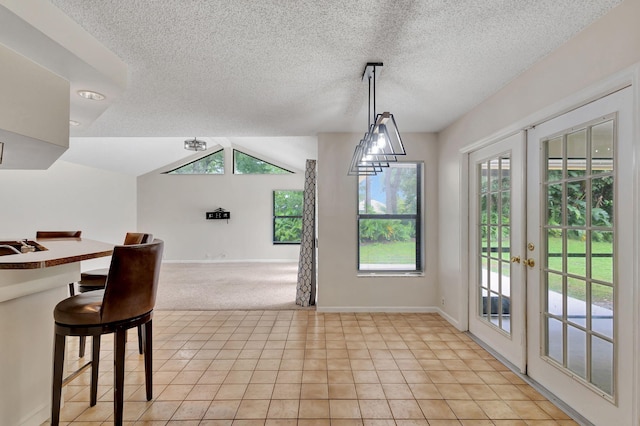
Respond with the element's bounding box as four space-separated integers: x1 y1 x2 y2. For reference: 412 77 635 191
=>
137 149 306 261
437 0 640 328
0 160 137 268
317 132 439 311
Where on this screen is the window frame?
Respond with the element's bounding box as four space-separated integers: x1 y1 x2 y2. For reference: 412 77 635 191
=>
273 189 304 245
356 162 423 273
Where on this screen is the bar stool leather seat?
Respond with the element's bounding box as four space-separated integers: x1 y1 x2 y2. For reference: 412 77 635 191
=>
50 239 163 426
54 290 104 324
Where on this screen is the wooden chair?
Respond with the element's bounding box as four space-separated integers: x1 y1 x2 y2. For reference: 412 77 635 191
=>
50 239 163 426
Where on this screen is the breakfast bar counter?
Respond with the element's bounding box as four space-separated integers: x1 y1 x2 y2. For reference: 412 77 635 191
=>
0 237 113 426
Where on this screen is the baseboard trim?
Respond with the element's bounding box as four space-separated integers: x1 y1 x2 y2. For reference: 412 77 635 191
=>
163 259 297 264
434 307 464 331
316 306 440 313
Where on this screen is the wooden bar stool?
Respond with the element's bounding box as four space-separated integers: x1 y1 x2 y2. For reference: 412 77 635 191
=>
50 239 163 426
71 232 153 357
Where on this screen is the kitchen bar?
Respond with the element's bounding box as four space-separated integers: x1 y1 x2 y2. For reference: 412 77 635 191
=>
0 236 113 426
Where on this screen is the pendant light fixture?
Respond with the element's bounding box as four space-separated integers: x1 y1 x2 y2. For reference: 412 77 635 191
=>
348 62 405 176
184 137 207 151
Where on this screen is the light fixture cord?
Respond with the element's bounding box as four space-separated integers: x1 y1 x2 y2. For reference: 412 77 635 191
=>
372 66 377 120
368 74 372 128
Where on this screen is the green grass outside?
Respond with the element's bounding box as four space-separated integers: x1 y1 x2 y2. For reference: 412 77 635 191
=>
546 236 613 307
481 236 613 307
359 240 415 264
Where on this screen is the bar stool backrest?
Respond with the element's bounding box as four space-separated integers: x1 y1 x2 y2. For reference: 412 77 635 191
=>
100 239 163 324
36 231 82 238
123 232 153 245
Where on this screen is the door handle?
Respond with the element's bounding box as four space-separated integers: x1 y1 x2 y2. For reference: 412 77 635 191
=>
525 258 535 267
511 256 521 263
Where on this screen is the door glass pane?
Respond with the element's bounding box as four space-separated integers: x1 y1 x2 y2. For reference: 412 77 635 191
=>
489 227 499 257
567 278 587 327
501 192 510 225
489 259 499 293
591 336 613 395
480 194 488 224
546 273 563 317
481 257 489 288
592 176 614 227
592 283 613 339
500 156 510 189
502 297 511 333
546 317 563 364
490 291 500 327
480 162 489 190
567 129 587 177
591 120 614 174
567 326 587 379
546 229 563 273
490 159 500 191
489 194 499 225
592 232 613 283
546 136 563 182
501 226 510 261
567 238 586 277
542 116 616 396
567 180 587 227
547 183 563 226
481 287 489 319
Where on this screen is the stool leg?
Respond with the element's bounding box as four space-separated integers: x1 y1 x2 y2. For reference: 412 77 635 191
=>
137 325 144 355
51 333 65 426
79 336 86 358
144 320 153 400
114 329 127 426
90 335 101 406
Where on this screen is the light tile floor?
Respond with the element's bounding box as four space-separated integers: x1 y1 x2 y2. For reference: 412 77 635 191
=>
48 310 578 425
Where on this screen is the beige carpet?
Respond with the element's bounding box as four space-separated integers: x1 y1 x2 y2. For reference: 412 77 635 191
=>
155 262 313 310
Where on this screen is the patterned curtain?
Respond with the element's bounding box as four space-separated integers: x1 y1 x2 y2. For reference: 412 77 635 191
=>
296 159 316 306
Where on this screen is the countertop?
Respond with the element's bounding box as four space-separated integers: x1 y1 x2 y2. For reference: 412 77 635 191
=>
0 238 113 270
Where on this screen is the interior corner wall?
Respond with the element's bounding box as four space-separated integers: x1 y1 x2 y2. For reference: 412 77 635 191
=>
436 0 640 328
136 168 305 261
0 160 137 269
316 132 439 311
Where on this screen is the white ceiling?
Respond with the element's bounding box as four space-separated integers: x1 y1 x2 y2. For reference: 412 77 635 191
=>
12 1 627 174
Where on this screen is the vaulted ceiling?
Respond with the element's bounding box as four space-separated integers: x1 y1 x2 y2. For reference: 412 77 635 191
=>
3 0 625 174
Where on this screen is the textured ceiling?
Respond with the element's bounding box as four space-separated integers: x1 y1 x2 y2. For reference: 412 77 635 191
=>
50 0 622 139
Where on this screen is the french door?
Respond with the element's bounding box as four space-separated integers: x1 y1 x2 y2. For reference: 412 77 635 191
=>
469 86 635 425
469 132 527 372
526 87 634 425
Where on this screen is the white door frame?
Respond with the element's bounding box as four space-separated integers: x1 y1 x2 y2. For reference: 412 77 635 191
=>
458 63 640 423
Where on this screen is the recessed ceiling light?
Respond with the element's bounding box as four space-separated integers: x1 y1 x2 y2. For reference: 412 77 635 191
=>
69 120 81 126
77 90 105 101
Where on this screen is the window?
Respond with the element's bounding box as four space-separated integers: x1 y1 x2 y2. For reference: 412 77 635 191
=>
234 150 293 174
273 190 303 244
165 149 224 174
358 162 422 272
